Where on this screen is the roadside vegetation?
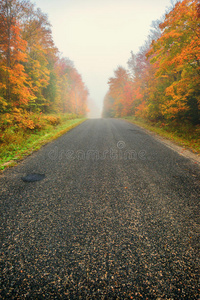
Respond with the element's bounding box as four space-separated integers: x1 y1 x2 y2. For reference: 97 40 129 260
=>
0 112 85 170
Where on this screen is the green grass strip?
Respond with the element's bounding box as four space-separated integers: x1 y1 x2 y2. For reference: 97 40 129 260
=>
0 118 86 171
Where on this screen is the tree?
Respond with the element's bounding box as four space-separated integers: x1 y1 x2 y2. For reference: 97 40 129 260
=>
0 0 34 110
107 66 132 117
55 57 88 115
0 0 89 116
102 92 115 118
21 4 58 112
147 0 200 123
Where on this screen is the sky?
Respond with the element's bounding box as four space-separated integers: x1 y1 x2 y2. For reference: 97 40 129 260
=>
33 0 174 117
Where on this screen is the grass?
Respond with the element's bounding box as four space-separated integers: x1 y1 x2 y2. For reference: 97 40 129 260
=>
123 116 200 154
0 114 86 171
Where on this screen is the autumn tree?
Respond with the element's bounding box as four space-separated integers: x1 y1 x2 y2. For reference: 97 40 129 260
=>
21 4 58 112
55 57 88 115
108 0 200 124
147 0 200 124
68 66 88 115
0 0 34 111
0 0 89 117
106 66 133 117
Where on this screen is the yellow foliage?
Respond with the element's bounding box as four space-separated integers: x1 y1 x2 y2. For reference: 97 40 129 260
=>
43 116 61 126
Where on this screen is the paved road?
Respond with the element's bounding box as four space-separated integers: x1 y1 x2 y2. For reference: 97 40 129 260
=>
0 119 199 299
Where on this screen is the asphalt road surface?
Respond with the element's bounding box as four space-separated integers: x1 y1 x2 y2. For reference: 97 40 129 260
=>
0 118 199 299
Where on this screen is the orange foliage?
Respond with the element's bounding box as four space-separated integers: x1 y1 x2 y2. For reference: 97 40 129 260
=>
103 0 200 125
0 0 89 116
0 17 34 107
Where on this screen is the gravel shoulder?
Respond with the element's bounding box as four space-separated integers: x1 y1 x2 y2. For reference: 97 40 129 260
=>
138 125 200 166
123 118 200 166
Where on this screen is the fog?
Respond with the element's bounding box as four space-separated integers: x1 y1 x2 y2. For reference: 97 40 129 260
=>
33 0 174 117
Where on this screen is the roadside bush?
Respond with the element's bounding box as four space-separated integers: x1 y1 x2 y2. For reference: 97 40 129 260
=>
43 115 61 126
0 110 81 147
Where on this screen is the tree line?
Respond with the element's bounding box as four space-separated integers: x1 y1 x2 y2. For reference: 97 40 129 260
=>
0 0 88 116
103 0 200 125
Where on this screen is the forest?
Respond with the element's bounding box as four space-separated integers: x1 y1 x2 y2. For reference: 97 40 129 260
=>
103 0 200 127
0 0 88 136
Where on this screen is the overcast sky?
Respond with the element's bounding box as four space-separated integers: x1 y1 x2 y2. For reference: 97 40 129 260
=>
33 0 174 117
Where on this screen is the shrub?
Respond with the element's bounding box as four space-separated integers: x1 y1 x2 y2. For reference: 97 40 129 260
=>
43 115 61 126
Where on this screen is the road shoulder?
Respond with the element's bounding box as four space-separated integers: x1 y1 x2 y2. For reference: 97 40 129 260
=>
123 118 200 166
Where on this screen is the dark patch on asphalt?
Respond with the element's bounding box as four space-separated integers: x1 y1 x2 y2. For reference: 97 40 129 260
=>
21 173 45 182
